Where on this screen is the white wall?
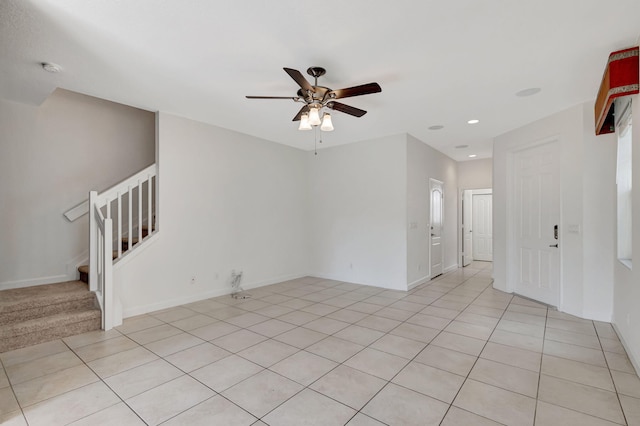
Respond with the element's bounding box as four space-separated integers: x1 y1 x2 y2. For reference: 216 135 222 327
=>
613 93 640 373
493 102 615 321
407 135 458 288
457 158 493 190
307 134 408 290
0 89 155 289
115 113 310 316
582 103 616 321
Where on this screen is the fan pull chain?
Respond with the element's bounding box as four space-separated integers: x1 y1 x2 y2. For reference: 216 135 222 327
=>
314 127 318 155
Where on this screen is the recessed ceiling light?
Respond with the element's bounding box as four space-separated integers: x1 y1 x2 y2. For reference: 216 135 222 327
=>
516 87 542 97
468 154 477 158
42 62 62 73
428 125 444 130
455 145 469 149
467 119 479 124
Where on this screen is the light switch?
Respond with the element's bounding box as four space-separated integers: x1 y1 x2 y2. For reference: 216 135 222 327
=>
568 224 581 234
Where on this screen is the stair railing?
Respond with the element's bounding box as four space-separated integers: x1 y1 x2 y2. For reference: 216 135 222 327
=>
91 204 113 329
89 163 157 330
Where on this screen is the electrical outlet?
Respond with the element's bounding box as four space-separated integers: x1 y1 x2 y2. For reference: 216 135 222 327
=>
190 275 196 285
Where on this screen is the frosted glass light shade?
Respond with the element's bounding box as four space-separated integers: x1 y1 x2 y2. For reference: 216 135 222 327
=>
320 113 334 131
298 113 312 130
308 107 321 126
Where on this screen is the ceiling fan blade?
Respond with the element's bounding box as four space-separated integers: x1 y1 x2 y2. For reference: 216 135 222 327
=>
327 82 381 100
327 101 367 117
283 68 314 93
292 105 310 121
246 96 299 100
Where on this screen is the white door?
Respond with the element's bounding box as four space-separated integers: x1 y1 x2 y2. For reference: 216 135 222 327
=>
462 190 473 266
513 141 560 306
472 193 493 261
430 179 444 278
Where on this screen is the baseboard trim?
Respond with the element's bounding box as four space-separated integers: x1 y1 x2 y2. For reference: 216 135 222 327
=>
309 272 407 291
122 272 307 318
612 323 640 376
0 274 73 291
408 276 429 290
581 310 613 323
444 264 459 274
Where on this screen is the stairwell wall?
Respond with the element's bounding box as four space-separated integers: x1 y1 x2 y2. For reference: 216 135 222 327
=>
0 89 155 290
115 113 310 316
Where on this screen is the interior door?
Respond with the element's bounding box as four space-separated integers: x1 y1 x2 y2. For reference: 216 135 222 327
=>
513 141 560 306
472 193 493 261
462 190 473 266
430 179 444 278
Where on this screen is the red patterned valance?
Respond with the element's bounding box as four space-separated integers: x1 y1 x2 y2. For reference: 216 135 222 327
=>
595 46 639 135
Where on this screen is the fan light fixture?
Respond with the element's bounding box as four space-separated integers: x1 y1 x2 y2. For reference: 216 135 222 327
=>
300 107 334 131
320 113 334 131
298 113 312 130
308 107 321 126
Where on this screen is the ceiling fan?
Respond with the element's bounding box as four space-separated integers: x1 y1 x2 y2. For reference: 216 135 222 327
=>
246 67 382 131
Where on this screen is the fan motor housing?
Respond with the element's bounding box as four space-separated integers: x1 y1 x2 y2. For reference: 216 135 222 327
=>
297 86 331 102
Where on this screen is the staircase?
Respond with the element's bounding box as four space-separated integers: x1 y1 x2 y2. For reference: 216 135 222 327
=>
0 164 158 353
0 281 101 353
77 224 153 284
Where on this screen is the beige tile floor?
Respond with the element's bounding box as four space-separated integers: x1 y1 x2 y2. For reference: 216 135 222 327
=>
1 262 640 425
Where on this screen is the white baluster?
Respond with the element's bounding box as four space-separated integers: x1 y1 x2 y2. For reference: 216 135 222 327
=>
128 185 132 251
138 179 142 242
117 192 122 258
147 174 152 236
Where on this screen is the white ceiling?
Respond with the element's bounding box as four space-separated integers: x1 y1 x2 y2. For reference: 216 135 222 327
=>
2 1 639 161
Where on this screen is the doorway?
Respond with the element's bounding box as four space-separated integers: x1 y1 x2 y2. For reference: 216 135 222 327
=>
430 178 444 278
508 139 560 307
460 188 493 266
472 192 493 261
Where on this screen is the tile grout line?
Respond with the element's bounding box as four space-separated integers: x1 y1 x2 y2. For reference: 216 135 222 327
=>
532 297 550 425
0 351 28 423
596 319 629 426
435 275 516 425
60 336 151 425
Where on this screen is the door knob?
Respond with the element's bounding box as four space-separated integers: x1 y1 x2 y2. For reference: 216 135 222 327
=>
549 244 558 248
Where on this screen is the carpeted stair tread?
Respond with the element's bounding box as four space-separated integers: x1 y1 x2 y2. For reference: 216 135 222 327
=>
1 296 97 325
0 309 100 339
0 281 102 352
0 309 101 353
0 281 94 315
